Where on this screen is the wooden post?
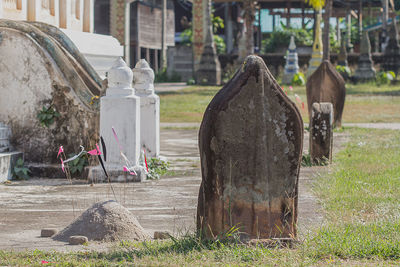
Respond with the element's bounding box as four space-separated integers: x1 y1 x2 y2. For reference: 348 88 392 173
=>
258 7 262 51
154 49 159 73
146 48 150 63
383 0 389 33
287 0 291 28
124 1 131 67
136 2 140 65
323 0 332 61
375 31 380 52
161 0 167 69
301 1 305 28
272 9 276 31
358 0 363 39
83 0 94 33
225 4 234 53
346 8 352 52
336 17 341 45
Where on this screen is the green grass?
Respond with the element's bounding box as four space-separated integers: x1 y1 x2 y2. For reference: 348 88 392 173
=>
160 84 400 123
2 128 400 265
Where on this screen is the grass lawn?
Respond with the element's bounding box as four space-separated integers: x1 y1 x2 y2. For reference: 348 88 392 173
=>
1 128 400 266
160 84 400 123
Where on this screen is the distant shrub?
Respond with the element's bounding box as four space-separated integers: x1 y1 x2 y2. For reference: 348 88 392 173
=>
376 71 395 86
336 65 351 80
155 68 181 83
292 72 306 86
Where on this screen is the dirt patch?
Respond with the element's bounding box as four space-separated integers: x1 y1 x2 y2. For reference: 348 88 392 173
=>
53 200 149 242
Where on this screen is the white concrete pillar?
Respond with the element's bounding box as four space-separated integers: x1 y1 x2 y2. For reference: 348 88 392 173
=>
132 59 160 158
100 57 141 177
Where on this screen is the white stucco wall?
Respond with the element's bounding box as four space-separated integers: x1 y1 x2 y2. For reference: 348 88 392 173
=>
0 28 60 145
61 29 123 79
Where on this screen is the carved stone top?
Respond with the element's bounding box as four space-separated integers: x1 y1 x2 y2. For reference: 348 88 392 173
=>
132 59 155 94
289 35 296 50
106 57 134 96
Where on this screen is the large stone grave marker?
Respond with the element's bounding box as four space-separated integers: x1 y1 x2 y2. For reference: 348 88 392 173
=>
306 60 346 128
309 103 333 164
197 55 303 240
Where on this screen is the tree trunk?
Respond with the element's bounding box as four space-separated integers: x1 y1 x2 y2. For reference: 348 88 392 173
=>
323 0 332 61
243 0 255 55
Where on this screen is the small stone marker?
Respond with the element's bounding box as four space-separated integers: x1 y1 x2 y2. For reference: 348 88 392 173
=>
309 103 333 164
306 60 346 128
132 59 160 158
197 55 303 240
154 231 170 240
90 57 142 182
41 228 58 237
354 31 376 82
69 235 88 245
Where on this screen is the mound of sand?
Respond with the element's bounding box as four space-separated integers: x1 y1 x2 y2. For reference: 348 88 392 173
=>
53 200 149 242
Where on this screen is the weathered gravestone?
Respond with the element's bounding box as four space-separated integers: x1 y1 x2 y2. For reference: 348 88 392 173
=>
309 103 333 164
306 60 346 128
197 55 303 240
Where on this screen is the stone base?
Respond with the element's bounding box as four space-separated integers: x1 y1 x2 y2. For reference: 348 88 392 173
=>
0 151 23 182
88 165 146 183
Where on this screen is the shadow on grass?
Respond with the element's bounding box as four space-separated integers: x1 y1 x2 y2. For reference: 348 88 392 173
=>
346 89 400 96
158 88 219 97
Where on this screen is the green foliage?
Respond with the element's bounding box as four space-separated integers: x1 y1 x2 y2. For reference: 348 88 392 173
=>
291 72 306 86
264 27 313 53
146 157 170 180
12 157 30 180
67 153 88 175
301 153 329 167
336 65 351 80
37 106 60 127
214 35 226 54
376 71 396 86
186 78 196 85
301 154 313 167
155 68 181 83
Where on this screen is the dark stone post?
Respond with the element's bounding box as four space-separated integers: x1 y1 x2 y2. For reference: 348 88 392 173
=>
310 102 333 164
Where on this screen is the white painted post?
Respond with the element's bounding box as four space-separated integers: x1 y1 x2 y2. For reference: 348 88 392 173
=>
132 59 160 158
99 57 141 181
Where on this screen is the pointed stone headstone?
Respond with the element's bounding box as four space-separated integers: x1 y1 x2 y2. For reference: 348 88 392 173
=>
354 31 376 82
383 22 400 75
283 36 300 84
310 102 333 164
306 61 346 128
197 55 303 240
